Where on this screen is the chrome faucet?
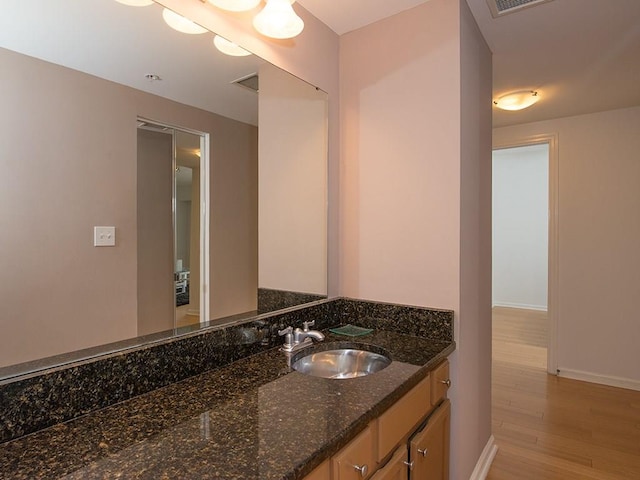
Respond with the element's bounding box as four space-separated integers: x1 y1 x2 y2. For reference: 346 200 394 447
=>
278 320 325 352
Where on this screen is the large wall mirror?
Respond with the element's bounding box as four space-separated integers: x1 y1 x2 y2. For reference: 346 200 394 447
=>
0 0 328 378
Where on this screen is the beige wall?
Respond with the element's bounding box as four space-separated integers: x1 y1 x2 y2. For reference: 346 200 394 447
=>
494 105 640 386
0 46 258 366
340 1 492 477
0 47 137 367
340 0 461 307
136 80 259 322
258 63 328 295
155 0 341 298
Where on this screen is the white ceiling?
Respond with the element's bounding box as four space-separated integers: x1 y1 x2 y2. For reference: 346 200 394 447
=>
466 0 640 127
2 1 638 129
298 0 640 127
296 0 430 36
0 0 265 126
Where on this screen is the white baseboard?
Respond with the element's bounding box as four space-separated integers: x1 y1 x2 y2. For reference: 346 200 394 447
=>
559 368 640 392
492 302 547 312
469 435 498 480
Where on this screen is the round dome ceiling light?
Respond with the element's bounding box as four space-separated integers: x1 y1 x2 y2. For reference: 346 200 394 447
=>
253 0 304 40
114 0 154 6
162 8 208 35
207 0 261 12
213 35 252 57
493 90 540 111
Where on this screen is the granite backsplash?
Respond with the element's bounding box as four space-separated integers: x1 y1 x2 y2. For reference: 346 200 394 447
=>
257 288 327 314
0 298 453 444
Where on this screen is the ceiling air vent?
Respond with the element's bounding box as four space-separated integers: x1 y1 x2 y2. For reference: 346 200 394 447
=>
232 73 259 93
487 0 554 18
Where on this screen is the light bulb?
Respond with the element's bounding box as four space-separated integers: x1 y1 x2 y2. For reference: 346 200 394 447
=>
493 90 540 111
253 0 304 39
162 8 208 35
213 35 252 57
207 0 261 12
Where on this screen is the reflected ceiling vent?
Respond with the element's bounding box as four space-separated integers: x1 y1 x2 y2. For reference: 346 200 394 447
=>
487 0 554 17
232 73 259 93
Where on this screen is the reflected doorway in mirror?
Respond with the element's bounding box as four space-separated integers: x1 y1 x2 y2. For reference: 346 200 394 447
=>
137 119 210 334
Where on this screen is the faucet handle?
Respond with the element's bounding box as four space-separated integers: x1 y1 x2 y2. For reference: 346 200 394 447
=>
278 326 295 352
302 320 315 331
278 326 293 336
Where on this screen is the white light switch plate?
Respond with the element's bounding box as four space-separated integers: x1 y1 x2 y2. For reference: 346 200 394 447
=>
94 226 116 247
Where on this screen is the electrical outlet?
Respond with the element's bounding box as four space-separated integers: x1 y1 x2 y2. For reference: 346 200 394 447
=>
94 226 116 247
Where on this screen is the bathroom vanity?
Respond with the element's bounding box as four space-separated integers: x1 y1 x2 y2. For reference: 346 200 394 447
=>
0 299 454 479
305 359 450 480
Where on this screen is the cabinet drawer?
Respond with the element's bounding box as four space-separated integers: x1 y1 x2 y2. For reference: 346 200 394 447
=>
409 399 451 480
303 459 330 480
430 360 450 406
370 446 408 480
332 424 376 480
377 375 430 462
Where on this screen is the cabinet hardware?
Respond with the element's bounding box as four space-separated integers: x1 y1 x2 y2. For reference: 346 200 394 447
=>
353 464 368 477
440 379 451 387
418 447 428 457
404 460 414 471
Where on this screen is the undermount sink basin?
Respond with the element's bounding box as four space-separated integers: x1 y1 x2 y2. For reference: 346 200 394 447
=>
292 348 391 379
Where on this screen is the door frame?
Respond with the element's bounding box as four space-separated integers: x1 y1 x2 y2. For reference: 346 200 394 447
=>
493 133 559 375
138 117 210 326
198 132 210 324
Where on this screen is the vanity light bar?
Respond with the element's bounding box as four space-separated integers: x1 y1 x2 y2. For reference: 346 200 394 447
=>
207 0 261 12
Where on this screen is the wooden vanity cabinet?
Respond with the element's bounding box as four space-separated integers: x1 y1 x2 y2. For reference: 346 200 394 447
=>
332 424 376 480
303 360 451 480
370 447 408 480
409 400 451 480
377 375 430 462
305 459 331 480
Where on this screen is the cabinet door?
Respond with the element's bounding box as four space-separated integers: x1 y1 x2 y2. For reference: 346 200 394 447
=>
377 375 430 461
332 424 376 480
371 446 408 480
409 400 450 480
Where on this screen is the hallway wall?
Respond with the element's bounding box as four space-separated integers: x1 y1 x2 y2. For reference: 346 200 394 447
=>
340 1 493 477
494 105 640 388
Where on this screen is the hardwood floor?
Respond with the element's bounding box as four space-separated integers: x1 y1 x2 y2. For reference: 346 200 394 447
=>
176 304 200 328
492 307 547 370
488 308 640 479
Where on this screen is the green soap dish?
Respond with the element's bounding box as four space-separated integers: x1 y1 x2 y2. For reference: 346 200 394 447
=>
329 324 374 337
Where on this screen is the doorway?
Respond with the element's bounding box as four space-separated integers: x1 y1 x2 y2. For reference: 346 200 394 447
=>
136 119 209 335
492 134 558 374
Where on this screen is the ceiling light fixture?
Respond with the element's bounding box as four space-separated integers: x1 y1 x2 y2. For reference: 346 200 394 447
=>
114 0 154 6
207 0 261 12
493 90 540 111
213 35 252 57
162 8 208 35
253 0 304 39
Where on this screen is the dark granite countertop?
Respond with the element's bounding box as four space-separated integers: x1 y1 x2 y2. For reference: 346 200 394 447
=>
0 330 454 479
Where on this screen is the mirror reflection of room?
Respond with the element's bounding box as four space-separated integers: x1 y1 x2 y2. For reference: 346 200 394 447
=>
136 122 204 336
0 0 328 377
175 131 201 328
